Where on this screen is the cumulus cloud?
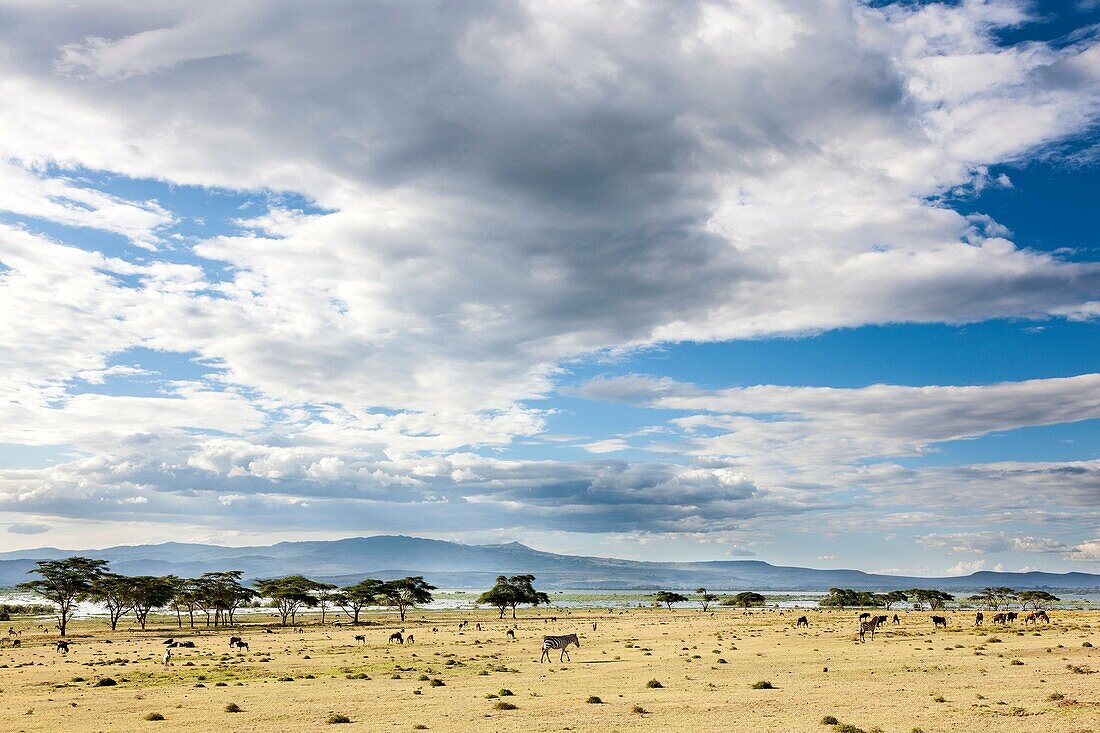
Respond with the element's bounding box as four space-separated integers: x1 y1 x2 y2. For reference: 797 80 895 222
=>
0 0 1098 559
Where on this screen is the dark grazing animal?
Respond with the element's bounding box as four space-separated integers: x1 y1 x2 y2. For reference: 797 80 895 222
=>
859 612 871 621
875 615 888 625
56 640 69 654
1006 612 1018 624
1036 610 1050 623
354 635 366 645
406 634 414 644
993 613 1007 624
163 638 175 645
796 616 809 628
228 636 242 647
541 633 580 662
975 612 984 625
931 615 947 628
178 641 196 648
506 629 515 639
388 632 404 644
892 614 900 625
232 640 249 651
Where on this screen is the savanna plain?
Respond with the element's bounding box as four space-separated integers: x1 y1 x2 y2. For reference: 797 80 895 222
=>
1 608 1096 733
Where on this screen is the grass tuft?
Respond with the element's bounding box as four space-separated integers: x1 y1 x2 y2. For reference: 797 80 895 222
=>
751 680 775 689
327 714 352 724
143 712 165 721
645 679 663 688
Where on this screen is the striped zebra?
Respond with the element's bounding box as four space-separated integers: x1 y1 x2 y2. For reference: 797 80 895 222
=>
858 616 881 642
540 633 580 662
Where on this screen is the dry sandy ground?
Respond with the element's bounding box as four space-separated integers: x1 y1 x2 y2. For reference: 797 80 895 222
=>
0 608 1096 733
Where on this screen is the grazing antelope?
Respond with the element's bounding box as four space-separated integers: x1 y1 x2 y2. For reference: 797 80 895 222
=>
796 616 809 628
975 612 984 625
56 640 69 654
354 635 366 645
858 616 881 642
541 633 580 662
931 615 947 629
388 632 404 644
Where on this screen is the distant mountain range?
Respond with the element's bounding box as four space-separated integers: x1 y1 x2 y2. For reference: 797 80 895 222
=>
1 535 1097 592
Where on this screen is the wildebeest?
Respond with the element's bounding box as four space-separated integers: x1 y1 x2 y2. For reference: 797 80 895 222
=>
859 612 871 621
388 632 404 644
993 612 1006 624
406 634 414 644
56 640 69 654
875 615 888 625
975 612 984 625
229 636 242 647
354 634 366 645
892 614 900 625
796 616 809 628
931 615 947 628
233 640 249 651
1036 610 1050 623
1006 612 1018 624
178 641 196 648
506 629 516 639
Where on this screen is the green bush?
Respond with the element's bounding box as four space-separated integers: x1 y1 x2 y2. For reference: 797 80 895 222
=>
143 712 165 721
646 679 663 688
327 714 351 724
751 680 775 689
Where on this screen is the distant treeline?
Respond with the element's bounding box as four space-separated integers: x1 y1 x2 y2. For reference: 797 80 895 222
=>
0 603 55 619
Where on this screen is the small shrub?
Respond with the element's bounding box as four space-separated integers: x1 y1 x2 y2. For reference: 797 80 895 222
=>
631 705 647 714
751 680 775 689
1047 692 1064 701
429 678 445 687
493 701 517 711
821 716 839 725
833 724 863 733
418 674 429 681
1010 659 1024 666
225 703 241 713
144 712 165 721
327 714 352 724
95 678 117 687
498 689 513 696
414 726 427 730
932 695 946 703
586 696 602 704
1083 641 1093 648
911 728 924 733
646 679 663 688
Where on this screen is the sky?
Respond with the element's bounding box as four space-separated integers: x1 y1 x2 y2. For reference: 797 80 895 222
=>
0 0 1098 576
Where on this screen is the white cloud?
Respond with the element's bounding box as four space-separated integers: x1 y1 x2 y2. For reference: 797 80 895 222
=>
0 0 1097 558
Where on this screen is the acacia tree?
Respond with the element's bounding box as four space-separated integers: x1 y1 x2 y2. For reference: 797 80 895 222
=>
18 557 107 636
314 582 339 624
727 591 766 609
654 591 689 610
88 573 134 631
883 591 908 609
478 575 551 619
254 575 320 626
379 576 436 622
130 576 178 630
335 579 385 624
907 588 954 611
1017 590 1059 610
696 587 718 612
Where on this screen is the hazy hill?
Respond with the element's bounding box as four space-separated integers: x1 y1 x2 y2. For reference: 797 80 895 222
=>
1 535 1096 591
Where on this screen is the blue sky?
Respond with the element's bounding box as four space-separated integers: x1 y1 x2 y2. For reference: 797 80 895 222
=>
0 0 1098 576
